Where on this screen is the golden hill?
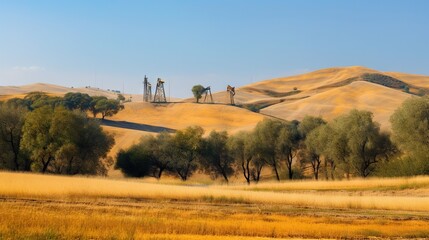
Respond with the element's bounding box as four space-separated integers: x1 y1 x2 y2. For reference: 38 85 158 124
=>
108 102 265 134
261 81 413 130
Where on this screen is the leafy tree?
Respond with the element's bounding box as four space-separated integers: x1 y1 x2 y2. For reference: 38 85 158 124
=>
298 116 326 139
309 124 337 180
277 120 301 180
191 85 205 103
6 98 32 110
0 104 29 170
145 132 175 179
170 126 204 181
390 96 429 174
89 96 108 118
21 106 114 174
115 146 153 177
298 116 327 180
21 106 56 172
200 130 234 182
329 110 394 178
302 126 325 180
228 131 264 184
95 99 124 119
253 119 285 181
63 92 92 111
24 92 62 110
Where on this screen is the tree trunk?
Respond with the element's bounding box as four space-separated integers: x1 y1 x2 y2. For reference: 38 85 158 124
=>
42 156 53 173
10 132 19 171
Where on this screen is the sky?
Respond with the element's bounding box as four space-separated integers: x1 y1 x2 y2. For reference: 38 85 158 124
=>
1 0 428 98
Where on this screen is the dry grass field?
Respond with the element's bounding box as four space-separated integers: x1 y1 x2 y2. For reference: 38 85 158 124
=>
1 172 428 239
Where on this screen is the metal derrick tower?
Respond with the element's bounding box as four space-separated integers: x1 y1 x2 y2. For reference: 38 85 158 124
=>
153 78 167 103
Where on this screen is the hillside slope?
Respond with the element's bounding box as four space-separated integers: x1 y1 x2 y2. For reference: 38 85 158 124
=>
108 102 265 134
261 81 413 129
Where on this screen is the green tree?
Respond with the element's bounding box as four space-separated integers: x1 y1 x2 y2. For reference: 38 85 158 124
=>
0 104 29 170
95 99 124 119
298 116 327 180
277 120 301 180
6 98 32 110
299 116 326 139
21 106 56 172
145 132 175 179
63 92 92 111
89 96 108 118
253 119 287 181
170 126 204 181
115 146 153 177
329 110 394 178
24 92 62 110
200 130 234 183
228 131 264 184
390 96 429 174
191 85 205 103
21 106 114 174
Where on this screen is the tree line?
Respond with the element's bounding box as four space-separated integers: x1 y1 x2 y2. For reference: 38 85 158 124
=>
0 92 123 174
116 96 429 182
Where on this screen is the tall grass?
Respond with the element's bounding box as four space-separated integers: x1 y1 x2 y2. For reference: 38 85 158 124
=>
1 172 429 212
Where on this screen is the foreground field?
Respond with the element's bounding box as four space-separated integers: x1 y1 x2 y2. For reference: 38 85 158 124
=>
1 172 429 239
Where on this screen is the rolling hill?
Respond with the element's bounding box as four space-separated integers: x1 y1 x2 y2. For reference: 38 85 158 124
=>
1 66 428 173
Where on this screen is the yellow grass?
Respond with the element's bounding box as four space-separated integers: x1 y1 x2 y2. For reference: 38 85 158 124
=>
225 175 429 191
1 172 429 212
1 172 429 239
1 199 428 239
109 102 264 134
261 81 412 130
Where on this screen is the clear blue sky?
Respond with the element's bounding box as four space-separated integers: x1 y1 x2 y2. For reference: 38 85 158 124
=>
1 0 428 98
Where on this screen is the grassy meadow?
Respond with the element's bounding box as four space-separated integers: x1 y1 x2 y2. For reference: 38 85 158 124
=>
1 172 429 239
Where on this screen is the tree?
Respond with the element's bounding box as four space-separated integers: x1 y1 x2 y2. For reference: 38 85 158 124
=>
200 130 234 183
170 126 204 181
277 120 301 180
228 131 264 184
191 85 205 103
6 98 32 110
0 104 29 170
95 99 124 119
328 110 394 178
298 116 327 180
117 94 126 102
298 116 326 139
89 96 108 118
145 132 175 179
24 92 62 110
390 96 429 174
303 126 325 180
115 146 153 177
63 92 92 111
21 106 114 174
21 106 56 173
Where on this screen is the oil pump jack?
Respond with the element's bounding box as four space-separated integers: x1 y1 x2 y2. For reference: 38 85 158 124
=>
202 86 214 103
227 85 235 105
